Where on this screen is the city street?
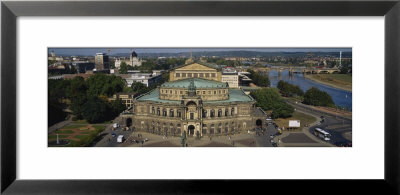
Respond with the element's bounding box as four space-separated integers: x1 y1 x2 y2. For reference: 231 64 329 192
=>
94 115 134 147
253 122 279 147
286 100 352 146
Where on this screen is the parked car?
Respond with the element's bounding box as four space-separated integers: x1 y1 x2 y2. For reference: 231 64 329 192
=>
272 142 278 147
111 133 116 137
269 134 275 139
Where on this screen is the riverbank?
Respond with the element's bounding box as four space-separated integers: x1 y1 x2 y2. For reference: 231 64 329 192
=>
304 74 352 92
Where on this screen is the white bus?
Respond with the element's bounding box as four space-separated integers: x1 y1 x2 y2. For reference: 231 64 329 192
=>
314 128 331 141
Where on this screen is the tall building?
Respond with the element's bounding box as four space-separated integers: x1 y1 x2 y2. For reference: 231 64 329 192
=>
94 53 109 70
124 61 265 137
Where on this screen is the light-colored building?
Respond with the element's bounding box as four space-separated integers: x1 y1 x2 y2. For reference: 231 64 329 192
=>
123 61 265 138
222 67 239 88
125 72 162 87
115 51 142 68
169 61 222 82
109 93 135 108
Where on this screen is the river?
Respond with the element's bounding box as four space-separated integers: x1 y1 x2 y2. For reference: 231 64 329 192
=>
266 70 352 111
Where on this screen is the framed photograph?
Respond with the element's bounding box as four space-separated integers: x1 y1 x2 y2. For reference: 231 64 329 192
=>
2 0 399 194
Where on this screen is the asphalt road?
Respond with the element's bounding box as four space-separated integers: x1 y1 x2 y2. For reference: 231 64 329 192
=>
253 122 279 147
286 101 352 145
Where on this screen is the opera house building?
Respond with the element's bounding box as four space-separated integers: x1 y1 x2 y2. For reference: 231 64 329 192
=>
126 61 265 137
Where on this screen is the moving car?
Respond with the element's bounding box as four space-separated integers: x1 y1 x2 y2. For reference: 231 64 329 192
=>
117 135 125 143
269 134 275 139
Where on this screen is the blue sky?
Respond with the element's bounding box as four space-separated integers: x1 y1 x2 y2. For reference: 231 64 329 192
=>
48 48 352 56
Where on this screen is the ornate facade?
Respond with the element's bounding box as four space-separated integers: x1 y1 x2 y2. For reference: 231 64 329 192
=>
125 62 265 137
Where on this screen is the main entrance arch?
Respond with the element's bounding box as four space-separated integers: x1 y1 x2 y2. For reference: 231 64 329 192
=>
126 118 132 127
188 125 195 136
256 119 262 128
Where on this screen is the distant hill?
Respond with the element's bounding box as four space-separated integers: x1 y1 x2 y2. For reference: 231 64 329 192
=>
112 51 352 58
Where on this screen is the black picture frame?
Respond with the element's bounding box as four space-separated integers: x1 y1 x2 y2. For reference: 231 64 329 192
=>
1 1 399 194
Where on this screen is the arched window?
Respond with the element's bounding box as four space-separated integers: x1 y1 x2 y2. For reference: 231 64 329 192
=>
163 109 167 116
217 123 222 134
218 109 222 117
151 121 155 133
231 108 235 116
210 109 215 117
224 123 228 133
152 107 155 114
210 124 215 134
170 109 174 117
177 124 181 134
170 123 175 136
163 123 168 135
177 109 182 117
202 124 207 135
225 109 228 116
231 122 235 132
202 109 207 118
157 108 160 116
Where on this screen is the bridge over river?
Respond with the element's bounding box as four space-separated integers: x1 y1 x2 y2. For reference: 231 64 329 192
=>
249 66 340 74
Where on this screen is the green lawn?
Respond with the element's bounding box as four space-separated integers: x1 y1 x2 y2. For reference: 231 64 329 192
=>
55 129 75 134
305 74 352 91
74 134 91 139
49 123 105 147
48 134 69 139
62 124 88 129
274 111 317 130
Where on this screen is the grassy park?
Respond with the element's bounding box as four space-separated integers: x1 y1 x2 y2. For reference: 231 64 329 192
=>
273 111 317 130
304 74 352 92
48 120 106 147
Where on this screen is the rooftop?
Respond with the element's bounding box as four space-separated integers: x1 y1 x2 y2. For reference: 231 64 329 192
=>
172 61 221 71
136 88 254 104
161 78 228 89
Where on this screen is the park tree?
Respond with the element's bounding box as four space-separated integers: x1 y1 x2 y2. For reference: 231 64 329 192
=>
48 79 71 126
86 74 125 97
131 82 149 96
250 88 294 119
48 98 67 127
277 80 304 97
119 61 128 74
303 87 335 107
110 98 127 116
82 96 110 123
247 69 270 87
66 76 86 98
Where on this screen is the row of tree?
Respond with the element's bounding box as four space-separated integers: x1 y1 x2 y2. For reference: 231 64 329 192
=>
250 88 294 119
247 69 270 87
303 87 335 107
276 80 335 108
277 80 304 97
48 74 127 125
